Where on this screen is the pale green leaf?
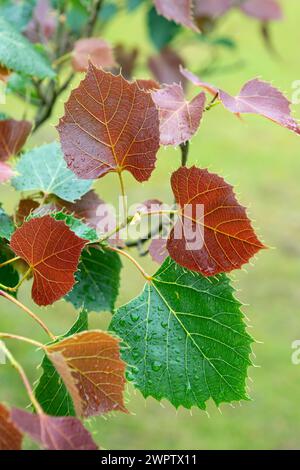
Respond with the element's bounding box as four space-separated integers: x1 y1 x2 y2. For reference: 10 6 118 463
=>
110 257 253 410
0 206 14 240
0 17 55 79
12 142 92 202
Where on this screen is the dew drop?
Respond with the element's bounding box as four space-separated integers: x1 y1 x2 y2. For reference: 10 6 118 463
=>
152 361 162 372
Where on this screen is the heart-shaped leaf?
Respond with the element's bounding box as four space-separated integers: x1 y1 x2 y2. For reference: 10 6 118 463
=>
167 166 265 276
110 257 253 409
57 64 160 182
46 330 127 417
10 215 86 306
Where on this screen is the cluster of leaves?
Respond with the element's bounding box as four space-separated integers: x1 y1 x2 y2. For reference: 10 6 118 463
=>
0 0 297 452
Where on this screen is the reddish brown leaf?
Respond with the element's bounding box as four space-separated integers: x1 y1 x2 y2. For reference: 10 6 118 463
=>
15 199 40 226
194 0 234 18
181 69 300 135
11 409 98 450
10 215 86 306
57 64 160 182
0 119 31 162
154 0 199 31
57 190 107 230
0 65 10 83
0 162 14 183
46 330 127 417
152 83 206 146
167 166 265 276
72 38 115 73
114 44 139 80
240 0 283 21
149 47 187 89
0 404 23 450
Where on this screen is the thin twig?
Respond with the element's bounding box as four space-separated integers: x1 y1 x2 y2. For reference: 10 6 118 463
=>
105 246 152 281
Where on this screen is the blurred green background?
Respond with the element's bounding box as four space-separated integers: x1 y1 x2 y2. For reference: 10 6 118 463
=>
1 0 300 450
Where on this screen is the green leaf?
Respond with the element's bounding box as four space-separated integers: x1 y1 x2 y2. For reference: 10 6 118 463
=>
147 6 181 50
0 243 19 293
127 0 147 12
0 17 55 79
0 0 35 30
110 257 253 410
52 212 99 242
12 142 93 202
66 247 121 313
35 310 88 417
0 206 14 240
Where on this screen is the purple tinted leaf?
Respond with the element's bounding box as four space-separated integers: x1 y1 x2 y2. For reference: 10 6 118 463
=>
149 238 168 264
194 0 234 18
149 47 187 89
240 0 283 21
154 0 198 31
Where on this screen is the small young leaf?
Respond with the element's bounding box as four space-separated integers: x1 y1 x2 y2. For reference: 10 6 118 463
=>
0 403 23 450
35 310 88 417
110 257 253 409
0 206 14 240
154 0 198 31
149 238 168 264
12 142 93 202
181 69 300 136
240 0 283 21
51 212 99 242
16 199 40 226
11 408 98 450
10 215 86 306
66 247 122 313
0 119 31 161
72 38 115 72
167 166 265 276
152 83 206 146
0 17 55 79
46 330 127 417
57 64 160 182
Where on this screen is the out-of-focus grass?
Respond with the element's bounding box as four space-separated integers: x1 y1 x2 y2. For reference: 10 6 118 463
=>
0 0 300 450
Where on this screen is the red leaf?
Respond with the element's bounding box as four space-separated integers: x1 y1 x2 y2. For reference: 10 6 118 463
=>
152 83 206 146
149 47 187 89
240 0 283 21
194 0 234 18
167 166 265 276
149 238 168 264
0 162 14 183
11 409 98 450
181 69 300 135
46 331 128 417
57 64 160 182
136 79 160 92
16 199 40 226
0 404 23 450
10 215 86 306
0 119 31 161
25 0 56 43
154 0 199 31
72 38 115 73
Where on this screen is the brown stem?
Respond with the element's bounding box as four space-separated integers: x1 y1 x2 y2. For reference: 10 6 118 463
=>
180 141 190 167
105 246 152 281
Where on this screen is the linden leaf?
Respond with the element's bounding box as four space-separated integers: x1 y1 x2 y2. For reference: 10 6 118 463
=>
46 330 127 417
152 83 206 146
110 257 253 409
11 408 98 450
240 0 283 21
72 38 115 72
167 166 265 276
0 17 55 79
35 310 88 417
12 142 93 202
15 199 40 226
154 0 199 31
10 215 86 306
181 69 300 136
0 403 23 450
25 0 57 44
0 162 14 183
0 119 31 161
0 206 14 240
57 64 160 182
66 247 122 313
